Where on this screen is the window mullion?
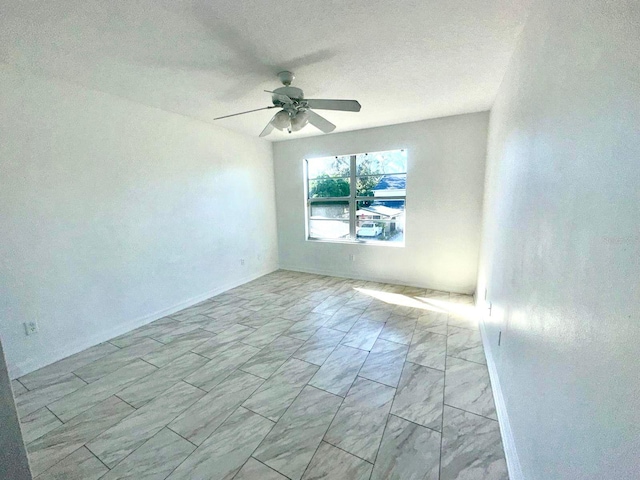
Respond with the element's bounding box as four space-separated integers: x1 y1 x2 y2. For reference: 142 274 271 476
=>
349 154 357 239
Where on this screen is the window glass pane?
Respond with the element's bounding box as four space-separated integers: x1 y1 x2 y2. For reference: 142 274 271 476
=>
309 202 350 239
356 200 405 244
356 150 407 176
356 173 406 197
309 177 351 198
307 156 351 180
310 202 349 219
309 220 350 239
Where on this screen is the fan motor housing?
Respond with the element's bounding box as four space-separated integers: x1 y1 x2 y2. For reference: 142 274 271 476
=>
272 86 304 104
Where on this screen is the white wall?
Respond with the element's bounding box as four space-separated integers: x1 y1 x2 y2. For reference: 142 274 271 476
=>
273 113 488 293
477 1 640 479
0 63 278 378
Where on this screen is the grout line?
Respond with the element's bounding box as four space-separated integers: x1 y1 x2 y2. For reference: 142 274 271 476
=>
439 317 451 480
70 371 89 385
354 374 397 390
16 378 30 392
445 354 488 367
388 413 442 434
248 456 294 479
87 445 112 471
45 405 65 424
113 394 138 410
181 379 209 394
322 438 375 465
166 425 199 448
443 403 499 423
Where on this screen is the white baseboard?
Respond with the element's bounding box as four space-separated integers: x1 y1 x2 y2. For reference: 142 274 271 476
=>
279 264 473 295
478 315 524 480
9 267 277 379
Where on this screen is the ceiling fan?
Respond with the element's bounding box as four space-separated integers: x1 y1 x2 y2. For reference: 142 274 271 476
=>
214 71 361 137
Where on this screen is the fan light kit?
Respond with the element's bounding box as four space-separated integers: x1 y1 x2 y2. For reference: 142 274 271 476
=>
214 71 361 137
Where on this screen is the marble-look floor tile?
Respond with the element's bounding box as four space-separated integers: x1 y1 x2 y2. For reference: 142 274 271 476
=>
450 293 474 305
421 289 451 301
440 406 508 480
238 308 286 328
415 312 448 335
302 442 373 480
391 362 444 431
406 327 447 370
234 458 287 480
378 317 416 345
16 373 87 417
109 318 180 348
116 352 208 408
309 345 368 397
293 327 345 366
401 286 427 297
340 319 384 351
312 295 349 316
36 446 108 480
101 428 195 480
73 338 162 383
343 293 374 310
323 307 363 332
12 379 28 396
28 396 135 476
48 359 157 422
87 381 204 467
185 341 260 391
141 329 214 367
200 314 239 333
169 370 263 445
285 313 331 340
167 407 274 480
170 302 216 321
447 311 479 331
241 318 296 348
19 407 62 444
18 342 119 391
370 415 440 480
444 357 497 419
242 358 318 421
240 335 303 379
192 325 256 356
324 377 395 462
254 386 343 480
447 326 486 364
361 302 394 323
358 338 408 387
281 300 318 320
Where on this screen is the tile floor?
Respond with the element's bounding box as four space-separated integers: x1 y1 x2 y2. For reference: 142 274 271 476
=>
13 270 508 480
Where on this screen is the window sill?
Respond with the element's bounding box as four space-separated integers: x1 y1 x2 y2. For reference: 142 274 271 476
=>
306 238 405 248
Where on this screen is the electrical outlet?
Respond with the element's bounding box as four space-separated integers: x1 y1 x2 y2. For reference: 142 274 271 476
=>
24 321 39 336
240 259 245 266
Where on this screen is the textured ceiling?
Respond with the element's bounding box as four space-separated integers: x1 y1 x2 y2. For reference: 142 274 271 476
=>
1 0 530 141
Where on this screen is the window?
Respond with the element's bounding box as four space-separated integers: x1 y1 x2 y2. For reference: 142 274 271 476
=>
305 149 407 245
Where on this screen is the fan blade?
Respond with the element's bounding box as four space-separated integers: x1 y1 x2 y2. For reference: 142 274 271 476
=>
259 114 278 137
214 106 276 120
305 99 361 112
264 90 293 104
307 110 336 133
